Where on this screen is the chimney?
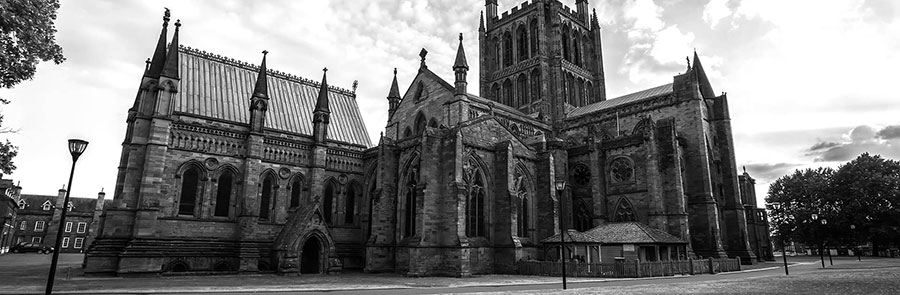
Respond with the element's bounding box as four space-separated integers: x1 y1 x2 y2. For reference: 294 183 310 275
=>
56 186 67 207
96 188 106 211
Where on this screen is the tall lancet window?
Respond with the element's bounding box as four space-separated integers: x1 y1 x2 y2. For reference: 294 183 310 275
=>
259 174 276 220
344 183 358 224
517 25 528 61
464 157 486 238
323 181 335 224
515 169 532 238
402 159 420 237
178 167 201 216
502 31 513 67
214 171 233 217
290 177 302 208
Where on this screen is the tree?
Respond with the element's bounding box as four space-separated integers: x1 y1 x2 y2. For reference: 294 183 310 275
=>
0 0 64 174
0 0 66 89
766 167 835 247
767 153 900 257
831 153 900 254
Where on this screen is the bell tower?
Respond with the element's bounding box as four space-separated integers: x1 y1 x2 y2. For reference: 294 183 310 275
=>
478 0 606 132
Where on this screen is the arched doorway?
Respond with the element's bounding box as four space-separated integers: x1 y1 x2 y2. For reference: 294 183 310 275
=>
300 237 322 274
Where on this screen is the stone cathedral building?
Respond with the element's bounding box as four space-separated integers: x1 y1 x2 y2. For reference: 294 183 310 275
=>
85 1 772 276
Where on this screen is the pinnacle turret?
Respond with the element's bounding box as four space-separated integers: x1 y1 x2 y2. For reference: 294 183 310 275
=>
252 50 269 99
160 20 181 79
145 8 170 78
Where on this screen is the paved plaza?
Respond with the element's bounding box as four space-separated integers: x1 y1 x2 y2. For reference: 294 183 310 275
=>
1 254 899 294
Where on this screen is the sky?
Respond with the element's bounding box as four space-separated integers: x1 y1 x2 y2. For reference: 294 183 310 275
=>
1 0 898 207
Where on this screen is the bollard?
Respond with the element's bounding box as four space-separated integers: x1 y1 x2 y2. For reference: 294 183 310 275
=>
635 259 641 277
708 257 715 274
689 258 695 275
66 267 71 281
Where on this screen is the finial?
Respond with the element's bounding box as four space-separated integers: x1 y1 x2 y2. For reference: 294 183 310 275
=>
459 33 463 41
163 8 171 25
393 67 397 75
262 50 269 55
323 67 328 72
352 80 358 93
686 56 691 70
419 48 428 68
174 19 181 28
743 166 747 174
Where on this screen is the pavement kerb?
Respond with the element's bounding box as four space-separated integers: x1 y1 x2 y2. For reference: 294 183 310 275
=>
2 273 726 295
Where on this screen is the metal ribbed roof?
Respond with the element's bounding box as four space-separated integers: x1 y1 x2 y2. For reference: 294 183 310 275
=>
567 83 673 119
174 46 372 147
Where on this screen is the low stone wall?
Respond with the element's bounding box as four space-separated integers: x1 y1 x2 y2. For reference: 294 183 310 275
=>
516 257 741 278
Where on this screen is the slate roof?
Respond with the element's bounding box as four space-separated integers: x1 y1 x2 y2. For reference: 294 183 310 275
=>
542 222 687 244
16 194 99 213
173 46 372 147
567 83 673 119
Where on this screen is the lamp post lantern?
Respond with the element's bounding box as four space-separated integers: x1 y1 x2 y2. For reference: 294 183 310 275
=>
811 213 825 268
555 179 567 290
45 139 88 295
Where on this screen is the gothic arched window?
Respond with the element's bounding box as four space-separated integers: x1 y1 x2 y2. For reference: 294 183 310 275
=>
403 127 412 138
515 168 532 238
573 33 582 66
403 160 419 237
290 177 302 208
178 166 201 216
517 25 528 62
573 199 592 231
503 31 513 67
464 157 486 238
530 19 539 56
214 171 233 217
323 181 335 224
614 198 637 222
531 69 541 103
502 79 513 106
516 74 528 107
415 113 427 134
345 183 358 224
491 83 501 101
259 173 276 220
562 26 570 62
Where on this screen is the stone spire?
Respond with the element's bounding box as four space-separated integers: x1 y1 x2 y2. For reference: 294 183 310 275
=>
145 8 170 78
479 11 485 32
692 50 715 98
249 50 270 133
253 50 269 99
387 68 400 118
313 68 331 143
160 19 181 79
591 8 600 30
453 33 469 95
314 68 330 115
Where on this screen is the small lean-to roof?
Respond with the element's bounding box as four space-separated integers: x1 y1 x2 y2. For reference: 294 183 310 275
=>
542 222 687 244
567 84 673 119
173 46 372 147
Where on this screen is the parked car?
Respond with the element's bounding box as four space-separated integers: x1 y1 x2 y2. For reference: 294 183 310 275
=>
10 242 54 254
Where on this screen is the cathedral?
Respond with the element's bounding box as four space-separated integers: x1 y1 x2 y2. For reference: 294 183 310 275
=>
84 0 772 277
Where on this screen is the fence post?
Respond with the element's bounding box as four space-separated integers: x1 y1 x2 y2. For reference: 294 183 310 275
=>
635 259 641 277
737 257 742 271
689 258 694 275
708 257 715 274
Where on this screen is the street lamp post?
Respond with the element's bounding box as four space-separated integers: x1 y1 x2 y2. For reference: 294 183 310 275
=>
811 213 825 268
769 202 789 275
45 139 88 295
851 224 861 261
555 180 567 290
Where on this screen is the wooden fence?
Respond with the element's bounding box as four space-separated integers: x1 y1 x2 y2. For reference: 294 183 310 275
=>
516 258 742 278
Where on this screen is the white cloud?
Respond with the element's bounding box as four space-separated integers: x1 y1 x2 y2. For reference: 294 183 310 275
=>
702 0 732 28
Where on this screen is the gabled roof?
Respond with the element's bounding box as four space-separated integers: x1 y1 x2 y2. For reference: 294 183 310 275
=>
173 46 372 147
17 194 98 213
542 222 687 244
567 84 673 119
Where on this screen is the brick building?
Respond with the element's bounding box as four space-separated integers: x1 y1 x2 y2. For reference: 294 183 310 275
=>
85 1 771 276
8 190 108 253
0 178 20 254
